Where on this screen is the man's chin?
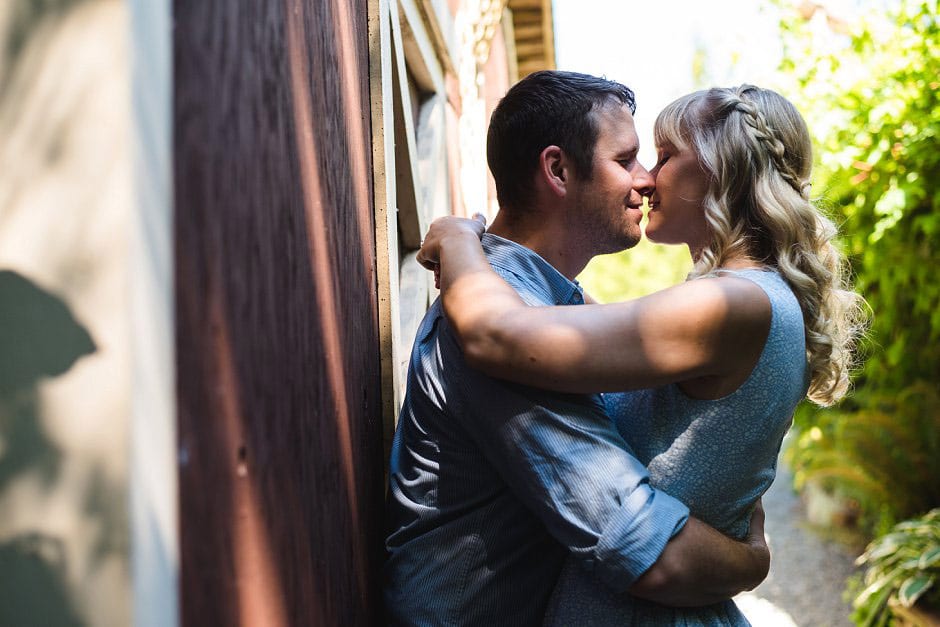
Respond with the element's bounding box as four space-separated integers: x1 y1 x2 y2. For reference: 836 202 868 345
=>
620 227 643 250
597 233 641 255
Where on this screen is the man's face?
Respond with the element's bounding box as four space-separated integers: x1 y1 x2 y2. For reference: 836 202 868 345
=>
566 104 652 256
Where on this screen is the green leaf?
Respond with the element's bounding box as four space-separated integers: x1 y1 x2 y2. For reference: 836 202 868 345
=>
899 557 925 572
861 540 900 563
856 571 904 607
898 574 934 607
920 546 940 569
857 582 894 627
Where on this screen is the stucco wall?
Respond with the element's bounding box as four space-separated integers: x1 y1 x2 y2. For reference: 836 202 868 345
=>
0 1 133 625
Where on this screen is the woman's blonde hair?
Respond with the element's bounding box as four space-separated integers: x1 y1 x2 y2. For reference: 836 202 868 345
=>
654 85 866 406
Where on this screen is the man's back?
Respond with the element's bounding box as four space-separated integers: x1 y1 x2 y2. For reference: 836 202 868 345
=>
384 234 688 626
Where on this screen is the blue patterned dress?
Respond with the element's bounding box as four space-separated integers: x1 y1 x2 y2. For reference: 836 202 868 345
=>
544 268 810 626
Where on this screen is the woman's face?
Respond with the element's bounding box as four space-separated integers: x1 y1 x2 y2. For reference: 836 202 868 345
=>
645 140 710 255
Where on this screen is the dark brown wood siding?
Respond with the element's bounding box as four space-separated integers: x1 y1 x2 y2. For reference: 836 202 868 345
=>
174 0 383 624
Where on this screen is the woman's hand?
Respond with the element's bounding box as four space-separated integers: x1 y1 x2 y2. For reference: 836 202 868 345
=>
416 213 487 271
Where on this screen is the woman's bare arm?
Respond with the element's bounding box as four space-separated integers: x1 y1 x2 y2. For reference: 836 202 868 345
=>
418 217 771 394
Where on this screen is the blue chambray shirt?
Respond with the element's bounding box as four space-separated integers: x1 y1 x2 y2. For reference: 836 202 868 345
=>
384 234 689 626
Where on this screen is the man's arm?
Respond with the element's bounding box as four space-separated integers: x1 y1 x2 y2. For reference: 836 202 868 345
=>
448 334 685 590
446 323 768 602
630 501 769 606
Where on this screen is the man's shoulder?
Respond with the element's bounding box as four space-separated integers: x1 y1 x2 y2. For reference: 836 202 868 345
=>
482 235 580 307
488 262 555 307
489 264 529 292
413 298 456 348
408 298 467 376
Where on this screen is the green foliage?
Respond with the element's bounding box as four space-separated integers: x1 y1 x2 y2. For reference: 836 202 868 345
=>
786 383 940 535
779 0 940 538
783 0 940 394
849 508 940 626
578 234 691 303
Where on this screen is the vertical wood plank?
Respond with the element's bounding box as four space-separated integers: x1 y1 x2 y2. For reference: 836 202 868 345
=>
174 0 384 624
370 0 403 445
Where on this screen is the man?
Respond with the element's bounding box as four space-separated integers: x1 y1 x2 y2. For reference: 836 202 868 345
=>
385 70 768 625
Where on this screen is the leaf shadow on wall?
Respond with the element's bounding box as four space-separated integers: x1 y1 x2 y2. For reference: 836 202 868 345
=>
0 269 95 627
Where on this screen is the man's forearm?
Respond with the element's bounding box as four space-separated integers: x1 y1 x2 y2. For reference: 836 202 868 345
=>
629 513 769 607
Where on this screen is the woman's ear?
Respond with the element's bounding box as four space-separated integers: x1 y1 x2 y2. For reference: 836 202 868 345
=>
538 145 569 197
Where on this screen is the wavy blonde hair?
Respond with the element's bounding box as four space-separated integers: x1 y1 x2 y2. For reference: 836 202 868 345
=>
654 85 866 406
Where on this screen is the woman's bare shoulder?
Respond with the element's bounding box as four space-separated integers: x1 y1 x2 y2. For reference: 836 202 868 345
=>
632 273 772 322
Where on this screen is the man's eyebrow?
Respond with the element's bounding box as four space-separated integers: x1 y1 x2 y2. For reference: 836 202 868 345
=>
615 145 640 159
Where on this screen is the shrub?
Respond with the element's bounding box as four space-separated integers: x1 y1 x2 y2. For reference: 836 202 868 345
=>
850 508 940 626
787 383 940 536
779 0 940 539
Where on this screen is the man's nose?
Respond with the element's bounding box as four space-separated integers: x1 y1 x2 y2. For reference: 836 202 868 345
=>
633 162 655 197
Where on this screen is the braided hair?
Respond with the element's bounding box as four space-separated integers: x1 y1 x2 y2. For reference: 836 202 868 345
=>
654 85 866 406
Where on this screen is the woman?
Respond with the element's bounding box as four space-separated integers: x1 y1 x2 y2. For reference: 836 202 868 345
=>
417 85 865 625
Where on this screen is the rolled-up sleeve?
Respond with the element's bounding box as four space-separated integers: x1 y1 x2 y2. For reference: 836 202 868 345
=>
590 482 689 591
447 324 689 591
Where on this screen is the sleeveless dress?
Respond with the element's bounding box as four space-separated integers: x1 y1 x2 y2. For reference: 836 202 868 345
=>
543 268 810 626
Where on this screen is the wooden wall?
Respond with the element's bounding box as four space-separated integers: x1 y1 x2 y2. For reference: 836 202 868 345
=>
173 0 384 624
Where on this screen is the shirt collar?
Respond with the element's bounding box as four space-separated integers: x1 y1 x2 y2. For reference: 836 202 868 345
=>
481 233 585 306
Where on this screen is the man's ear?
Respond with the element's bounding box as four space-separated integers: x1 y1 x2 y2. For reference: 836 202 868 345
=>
538 145 569 197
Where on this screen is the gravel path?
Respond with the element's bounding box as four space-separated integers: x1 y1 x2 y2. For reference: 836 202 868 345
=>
735 461 861 626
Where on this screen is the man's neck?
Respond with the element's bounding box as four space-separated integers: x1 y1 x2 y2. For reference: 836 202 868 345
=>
487 212 592 281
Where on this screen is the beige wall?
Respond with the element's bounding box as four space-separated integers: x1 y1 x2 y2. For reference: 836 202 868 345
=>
0 1 132 625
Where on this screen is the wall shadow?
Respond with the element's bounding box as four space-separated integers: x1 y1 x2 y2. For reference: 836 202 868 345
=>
1 0 89 90
0 269 96 627
0 269 96 489
0 534 84 627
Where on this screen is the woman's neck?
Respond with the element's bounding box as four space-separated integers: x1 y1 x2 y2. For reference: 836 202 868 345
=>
720 256 766 270
690 247 766 270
